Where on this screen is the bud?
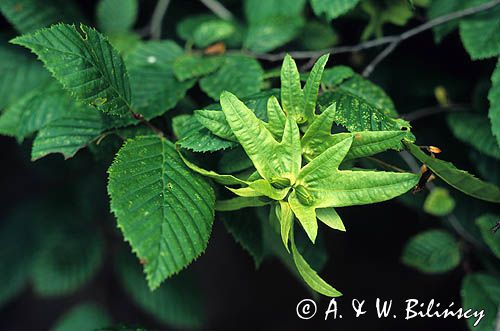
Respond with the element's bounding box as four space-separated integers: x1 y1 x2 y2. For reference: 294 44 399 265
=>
270 177 291 189
295 185 314 206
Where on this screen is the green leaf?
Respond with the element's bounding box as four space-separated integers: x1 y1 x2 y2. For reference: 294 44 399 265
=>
316 207 345 231
402 230 461 273
97 0 138 34
447 112 500 159
475 214 500 258
459 5 500 60
0 208 40 307
338 74 398 117
52 303 112 331
310 0 360 20
461 273 500 331
298 20 339 50
173 55 225 81
0 0 80 34
200 55 263 100
220 91 301 182
216 197 268 211
245 17 304 53
302 103 408 161
281 54 305 123
321 66 355 87
218 147 253 174
193 20 235 48
108 136 215 289
222 209 265 266
32 225 104 297
0 43 50 110
266 96 287 139
423 187 456 216
116 252 204 329
12 24 132 116
405 142 500 202
277 201 294 250
245 0 306 23
303 54 329 121
489 58 500 147
291 231 341 297
194 109 237 141
318 91 410 131
175 115 237 152
31 103 106 160
125 41 195 120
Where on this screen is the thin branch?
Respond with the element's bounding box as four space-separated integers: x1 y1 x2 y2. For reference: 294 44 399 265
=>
363 0 500 76
132 113 164 137
403 104 470 121
366 157 406 173
199 0 233 20
150 0 171 40
244 0 500 63
398 150 486 250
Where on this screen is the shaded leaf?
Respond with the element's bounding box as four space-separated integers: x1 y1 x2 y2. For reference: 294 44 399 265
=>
97 0 138 34
310 0 360 20
423 187 456 216
475 214 500 258
173 55 225 82
459 5 500 60
489 58 500 146
52 303 112 331
461 273 500 331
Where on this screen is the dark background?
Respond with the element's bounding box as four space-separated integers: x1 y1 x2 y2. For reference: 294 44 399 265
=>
1 0 496 330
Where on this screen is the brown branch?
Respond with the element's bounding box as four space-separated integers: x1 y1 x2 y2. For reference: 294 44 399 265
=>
132 113 164 137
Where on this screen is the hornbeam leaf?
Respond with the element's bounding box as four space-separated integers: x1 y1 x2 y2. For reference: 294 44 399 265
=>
405 142 500 203
108 136 215 289
461 273 500 331
281 54 305 122
97 0 138 34
173 55 225 82
52 303 112 331
459 6 500 60
0 0 81 34
12 23 132 116
291 231 341 297
318 90 410 131
447 113 500 160
310 0 360 21
220 91 301 182
475 214 500 258
116 253 205 328
303 54 329 121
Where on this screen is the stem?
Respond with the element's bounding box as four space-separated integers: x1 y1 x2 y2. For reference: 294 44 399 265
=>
242 0 500 63
403 104 470 121
132 113 164 138
199 0 233 20
150 0 171 40
366 157 406 173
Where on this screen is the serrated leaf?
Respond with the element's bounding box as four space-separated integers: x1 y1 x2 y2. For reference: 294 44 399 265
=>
489 58 500 146
338 74 398 117
125 41 195 120
298 20 339 50
116 253 204 329
217 147 253 174
222 209 265 267
475 214 500 258
423 187 456 216
0 43 50 110
31 104 106 160
220 91 301 182
459 4 500 59
402 230 461 273
200 55 263 101
175 115 237 152
447 112 500 159
194 109 236 141
193 20 235 48
318 91 409 131
0 0 81 34
12 24 132 116
405 142 500 202
32 225 104 297
108 136 215 289
291 231 341 297
173 55 225 81
310 0 360 20
461 273 500 331
52 303 112 331
245 16 304 53
281 54 305 122
303 54 329 121
97 0 138 34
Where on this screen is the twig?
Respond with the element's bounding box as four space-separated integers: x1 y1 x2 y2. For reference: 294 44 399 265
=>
199 0 233 20
150 0 171 40
366 157 406 173
403 104 470 121
243 0 500 63
133 113 164 137
398 150 486 250
363 0 500 76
